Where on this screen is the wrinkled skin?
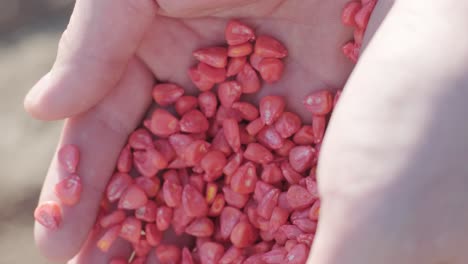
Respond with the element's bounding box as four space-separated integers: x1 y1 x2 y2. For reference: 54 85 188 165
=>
26 0 468 263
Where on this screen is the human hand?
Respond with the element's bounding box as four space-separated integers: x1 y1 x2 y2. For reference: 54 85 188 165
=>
26 0 355 263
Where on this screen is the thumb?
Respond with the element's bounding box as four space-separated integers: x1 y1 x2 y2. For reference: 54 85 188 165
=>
25 0 157 120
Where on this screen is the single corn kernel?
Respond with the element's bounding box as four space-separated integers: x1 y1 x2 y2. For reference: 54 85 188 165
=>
292 218 317 233
175 95 199 116
230 220 258 248
303 90 333 115
342 41 360 63
218 81 242 108
289 146 316 173
226 56 247 77
212 129 233 156
200 242 225 264
230 162 258 194
162 180 182 207
249 53 264 71
118 185 148 210
261 163 284 184
285 243 308 264
100 210 126 228
197 62 226 83
182 247 195 264
225 20 255 45
232 102 259 121
262 248 287 263
260 95 286 125
168 133 195 157
223 151 243 179
119 217 142 244
223 118 241 152
117 144 132 173
58 144 80 174
219 206 243 240
275 139 295 157
355 0 374 28
34 201 62 230
257 188 280 219
198 91 218 118
209 193 225 217
312 115 326 144
135 200 157 222
255 35 288 58
180 109 210 133
201 150 227 181
341 1 362 27
183 140 210 167
156 206 173 231
219 246 243 264
286 185 317 210
185 217 215 237
97 224 121 252
182 184 209 217
135 177 160 198
193 46 228 68
172 206 195 235
228 42 253 57
106 172 133 202
257 125 285 150
188 66 215 91
153 139 176 163
293 126 315 145
270 206 289 232
223 186 249 209
54 173 82 206
258 58 285 83
155 245 182 264
244 143 274 164
152 83 185 106
133 148 168 177
144 109 180 137
274 112 302 138
281 161 303 184
246 118 265 136
236 63 261 94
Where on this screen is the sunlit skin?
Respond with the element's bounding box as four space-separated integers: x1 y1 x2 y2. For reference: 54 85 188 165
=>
26 0 468 263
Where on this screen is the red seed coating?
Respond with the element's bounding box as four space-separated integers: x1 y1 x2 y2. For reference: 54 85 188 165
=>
58 144 80 174
162 180 182 208
156 206 172 231
281 161 303 184
230 220 258 248
237 63 261 94
269 206 289 232
117 144 133 173
275 139 295 157
223 118 241 152
144 109 180 137
197 62 226 83
253 181 274 202
152 83 185 106
257 125 284 150
198 91 218 118
285 243 308 264
182 184 209 217
278 192 293 213
262 248 287 264
175 95 199 116
274 112 302 139
258 58 284 83
193 46 228 68
312 115 326 144
185 217 215 237
227 56 247 77
260 96 286 125
54 173 82 206
293 126 315 145
303 90 333 115
97 224 121 252
100 210 126 228
133 239 152 257
135 177 160 198
225 20 255 45
189 66 215 92
231 162 258 194
255 35 288 58
133 148 168 177
209 193 226 216
201 150 227 181
34 201 62 230
135 200 157 222
155 245 182 264
118 185 148 210
249 53 263 71
232 102 259 121
180 109 210 133
120 217 141 244
246 118 266 136
261 163 284 184
289 146 316 173
183 140 210 167
223 186 249 208
218 81 242 108
292 218 318 233
220 206 243 240
342 1 362 27
257 188 280 219
200 242 225 264
287 185 316 210
168 134 195 158
216 105 243 125
219 246 243 264
244 143 274 164
106 172 133 202
228 42 253 57
223 151 243 179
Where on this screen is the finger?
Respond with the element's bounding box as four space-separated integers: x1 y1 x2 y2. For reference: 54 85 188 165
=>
68 229 133 264
24 0 157 120
34 58 154 262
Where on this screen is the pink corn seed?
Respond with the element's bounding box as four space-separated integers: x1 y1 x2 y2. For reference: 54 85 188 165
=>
185 217 215 237
308 200 320 221
135 200 157 222
168 133 195 158
246 117 266 136
223 118 241 152
303 90 333 115
182 184 209 217
258 58 284 83
293 126 315 145
193 46 228 68
287 185 316 210
34 201 62 230
208 193 225 216
292 218 318 233
342 1 362 27
289 146 316 173
54 173 82 206
285 243 308 264
119 217 141 244
228 42 253 57
225 20 255 45
244 143 274 164
106 172 133 202
230 162 258 194
237 63 261 94
118 185 148 210
254 35 288 58
355 0 374 28
219 206 243 240
152 83 185 106
223 186 249 208
100 210 126 228
198 91 218 118
260 95 286 125
269 206 289 232
281 161 303 184
189 66 215 92
97 224 121 252
201 150 227 181
180 109 210 133
182 247 195 264
275 139 295 157
274 112 302 139
261 163 284 184
226 56 247 77
117 144 132 173
197 62 226 83
144 109 180 137
223 151 243 180
257 125 284 150
154 139 176 163
219 246 243 264
129 128 154 150
58 144 80 174
218 81 242 108
257 188 280 219
312 115 326 144
133 148 168 177
135 176 160 198
200 242 225 264
262 248 287 264
175 95 199 116
183 140 210 167
162 180 182 207
249 53 263 71
232 102 259 121
230 220 258 248
156 206 173 231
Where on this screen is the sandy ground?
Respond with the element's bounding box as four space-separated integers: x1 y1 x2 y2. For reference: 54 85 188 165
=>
0 1 73 263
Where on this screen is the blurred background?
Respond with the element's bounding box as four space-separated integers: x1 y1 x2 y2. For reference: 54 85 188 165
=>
0 0 73 263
